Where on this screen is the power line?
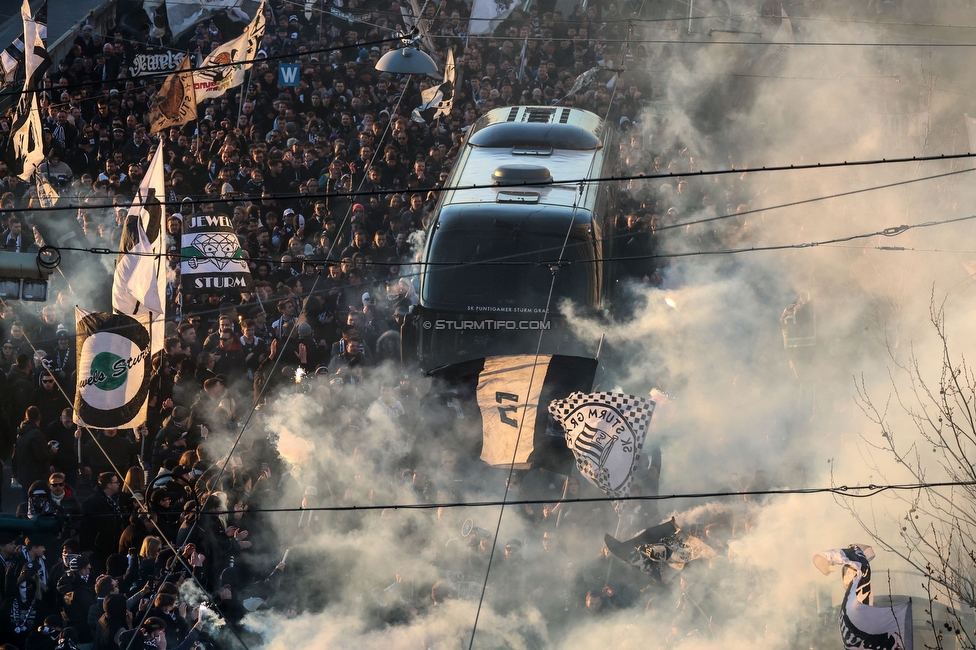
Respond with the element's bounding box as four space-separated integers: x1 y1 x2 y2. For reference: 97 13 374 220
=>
46 208 976 270
660 166 976 233
60 479 976 518
15 149 976 217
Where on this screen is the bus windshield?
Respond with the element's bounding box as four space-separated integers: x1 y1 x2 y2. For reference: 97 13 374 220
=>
423 213 598 312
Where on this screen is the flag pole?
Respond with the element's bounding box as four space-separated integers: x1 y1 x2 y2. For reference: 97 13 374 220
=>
604 513 622 585
554 475 569 528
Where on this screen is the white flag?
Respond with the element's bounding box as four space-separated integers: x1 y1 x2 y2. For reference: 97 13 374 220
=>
192 2 266 101
113 144 167 361
549 391 655 499
814 546 913 650
468 0 519 35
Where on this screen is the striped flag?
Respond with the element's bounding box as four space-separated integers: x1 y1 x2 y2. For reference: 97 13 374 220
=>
814 545 913 650
0 1 46 83
429 355 597 471
7 0 51 180
412 48 455 123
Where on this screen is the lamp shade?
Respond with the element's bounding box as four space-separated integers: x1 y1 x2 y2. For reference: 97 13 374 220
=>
375 47 439 75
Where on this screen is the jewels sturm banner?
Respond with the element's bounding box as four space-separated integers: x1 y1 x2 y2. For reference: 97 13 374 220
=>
74 308 152 429
180 214 252 294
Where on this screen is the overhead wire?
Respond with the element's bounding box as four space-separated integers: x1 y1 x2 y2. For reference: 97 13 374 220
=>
61 479 976 518
14 148 976 217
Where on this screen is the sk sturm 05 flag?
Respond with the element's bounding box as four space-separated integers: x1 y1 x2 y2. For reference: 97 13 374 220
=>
193 2 266 101
549 391 655 499
814 545 913 650
75 308 152 429
149 55 196 133
180 214 252 294
429 355 597 470
605 518 717 584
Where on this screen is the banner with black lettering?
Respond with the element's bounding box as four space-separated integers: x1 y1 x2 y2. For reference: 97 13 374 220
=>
549 391 655 500
431 355 597 469
814 545 913 650
180 214 252 294
131 47 187 77
74 308 152 429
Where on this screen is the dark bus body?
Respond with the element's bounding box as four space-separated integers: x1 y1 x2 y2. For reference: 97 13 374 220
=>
410 106 618 371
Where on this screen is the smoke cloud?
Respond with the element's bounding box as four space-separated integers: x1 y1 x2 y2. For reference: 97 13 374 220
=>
178 4 976 648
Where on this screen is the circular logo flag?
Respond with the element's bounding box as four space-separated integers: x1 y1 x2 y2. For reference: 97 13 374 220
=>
74 308 151 429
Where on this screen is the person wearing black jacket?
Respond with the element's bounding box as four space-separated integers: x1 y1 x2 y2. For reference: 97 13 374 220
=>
13 407 56 501
82 429 138 479
80 473 130 573
56 556 95 644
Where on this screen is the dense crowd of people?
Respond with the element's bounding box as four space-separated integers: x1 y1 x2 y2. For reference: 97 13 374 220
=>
0 0 800 647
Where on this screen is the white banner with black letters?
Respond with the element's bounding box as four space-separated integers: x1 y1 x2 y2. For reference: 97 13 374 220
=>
476 354 550 467
180 214 252 294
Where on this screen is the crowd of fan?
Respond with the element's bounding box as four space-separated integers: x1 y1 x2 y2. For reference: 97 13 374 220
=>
0 0 793 647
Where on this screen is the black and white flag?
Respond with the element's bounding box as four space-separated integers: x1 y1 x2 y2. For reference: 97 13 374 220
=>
430 354 597 470
605 518 717 584
7 0 51 180
469 0 518 35
74 308 152 429
549 391 655 501
814 545 913 650
180 214 252 294
113 144 167 360
412 49 455 124
0 1 46 83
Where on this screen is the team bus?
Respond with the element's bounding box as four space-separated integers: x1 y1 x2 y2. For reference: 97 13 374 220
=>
407 106 619 371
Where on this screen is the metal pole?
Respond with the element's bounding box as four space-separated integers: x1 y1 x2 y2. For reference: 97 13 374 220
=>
687 0 694 35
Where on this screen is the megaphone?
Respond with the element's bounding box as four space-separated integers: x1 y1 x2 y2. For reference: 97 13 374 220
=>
461 518 491 540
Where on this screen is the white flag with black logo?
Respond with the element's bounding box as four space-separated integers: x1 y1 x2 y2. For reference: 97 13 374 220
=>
549 391 655 499
192 3 266 101
74 308 152 429
814 545 913 650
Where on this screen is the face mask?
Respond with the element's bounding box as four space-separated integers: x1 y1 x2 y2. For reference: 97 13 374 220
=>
81 573 89 582
19 584 28 600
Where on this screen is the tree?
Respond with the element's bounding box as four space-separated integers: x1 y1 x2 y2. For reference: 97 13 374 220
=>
847 296 976 649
